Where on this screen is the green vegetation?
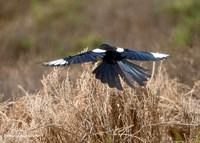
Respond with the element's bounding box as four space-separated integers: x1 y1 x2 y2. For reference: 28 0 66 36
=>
32 0 89 28
70 33 103 53
7 37 33 60
19 37 33 52
162 0 200 47
21 0 94 58
171 126 182 142
195 132 200 143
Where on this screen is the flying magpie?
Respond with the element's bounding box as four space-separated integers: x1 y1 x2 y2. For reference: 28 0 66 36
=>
43 44 170 90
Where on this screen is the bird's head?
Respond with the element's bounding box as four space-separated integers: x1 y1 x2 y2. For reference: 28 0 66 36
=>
100 44 110 49
99 44 116 51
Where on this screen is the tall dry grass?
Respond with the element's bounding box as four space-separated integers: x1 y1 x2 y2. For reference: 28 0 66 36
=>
0 62 200 142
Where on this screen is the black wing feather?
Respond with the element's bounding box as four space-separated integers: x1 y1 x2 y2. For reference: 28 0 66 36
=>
44 51 104 66
93 61 123 90
101 62 109 83
107 64 116 88
93 62 107 80
117 61 136 89
121 49 161 61
112 64 123 90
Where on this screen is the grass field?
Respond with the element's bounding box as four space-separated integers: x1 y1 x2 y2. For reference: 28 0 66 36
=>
0 0 200 142
1 63 200 142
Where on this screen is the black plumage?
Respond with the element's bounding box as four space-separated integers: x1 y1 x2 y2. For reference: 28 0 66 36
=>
43 44 170 90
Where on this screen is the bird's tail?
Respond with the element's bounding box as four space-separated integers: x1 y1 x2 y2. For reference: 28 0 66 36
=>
92 60 151 90
92 61 123 90
117 60 151 88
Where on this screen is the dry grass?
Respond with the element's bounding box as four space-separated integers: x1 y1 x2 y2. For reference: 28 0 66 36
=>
0 62 200 143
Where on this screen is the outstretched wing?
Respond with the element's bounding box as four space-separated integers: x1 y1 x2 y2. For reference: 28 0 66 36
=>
43 50 105 66
120 49 170 61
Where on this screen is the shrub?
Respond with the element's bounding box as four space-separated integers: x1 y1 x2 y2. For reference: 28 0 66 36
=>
1 62 200 142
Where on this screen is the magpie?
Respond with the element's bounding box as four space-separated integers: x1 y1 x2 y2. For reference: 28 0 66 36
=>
43 44 170 90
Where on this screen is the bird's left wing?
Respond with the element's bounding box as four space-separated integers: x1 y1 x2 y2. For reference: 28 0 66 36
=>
119 49 170 61
43 50 105 66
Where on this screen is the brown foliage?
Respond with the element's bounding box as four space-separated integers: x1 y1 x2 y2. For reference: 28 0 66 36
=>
0 63 200 142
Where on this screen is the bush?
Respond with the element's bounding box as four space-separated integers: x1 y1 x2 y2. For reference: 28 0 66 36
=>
1 62 200 142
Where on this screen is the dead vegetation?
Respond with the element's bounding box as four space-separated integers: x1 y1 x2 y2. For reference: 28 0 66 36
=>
0 62 200 143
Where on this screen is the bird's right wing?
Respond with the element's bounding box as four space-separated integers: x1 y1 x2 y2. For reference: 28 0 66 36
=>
120 49 170 61
43 50 105 66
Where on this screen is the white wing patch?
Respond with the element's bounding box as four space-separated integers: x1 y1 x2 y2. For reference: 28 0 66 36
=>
151 52 170 58
116 47 124 52
92 48 106 53
43 59 68 66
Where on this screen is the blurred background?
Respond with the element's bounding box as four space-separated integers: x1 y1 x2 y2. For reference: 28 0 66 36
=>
0 0 199 101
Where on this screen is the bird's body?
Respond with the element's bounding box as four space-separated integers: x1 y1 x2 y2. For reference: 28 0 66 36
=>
44 44 170 90
103 51 122 64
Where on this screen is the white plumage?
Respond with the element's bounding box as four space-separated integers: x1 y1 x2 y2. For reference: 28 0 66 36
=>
116 47 124 52
151 52 169 59
92 48 106 53
43 59 68 66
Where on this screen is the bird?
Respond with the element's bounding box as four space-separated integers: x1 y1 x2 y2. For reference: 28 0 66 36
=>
43 44 170 90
